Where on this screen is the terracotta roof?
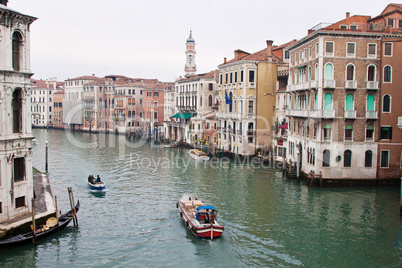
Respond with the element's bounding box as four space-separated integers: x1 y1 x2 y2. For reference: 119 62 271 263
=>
177 70 218 82
220 41 295 66
86 78 107 85
65 76 97 81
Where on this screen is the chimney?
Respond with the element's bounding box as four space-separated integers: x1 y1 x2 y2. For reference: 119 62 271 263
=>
0 0 8 6
224 57 227 64
346 12 350 18
266 40 273 62
92 74 95 77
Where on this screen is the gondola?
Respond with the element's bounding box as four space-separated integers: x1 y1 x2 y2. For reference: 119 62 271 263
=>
0 200 80 248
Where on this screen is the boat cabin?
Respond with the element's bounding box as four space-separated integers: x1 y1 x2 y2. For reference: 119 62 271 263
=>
196 206 218 224
191 150 207 157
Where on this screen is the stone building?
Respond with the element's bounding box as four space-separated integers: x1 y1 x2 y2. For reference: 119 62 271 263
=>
285 5 402 180
0 1 36 221
217 41 291 156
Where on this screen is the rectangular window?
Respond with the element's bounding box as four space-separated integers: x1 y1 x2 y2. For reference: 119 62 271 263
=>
380 151 389 168
240 70 244 82
308 46 312 59
384 43 392 56
230 72 233 83
315 43 319 56
380 126 392 139
0 202 2 214
387 18 394 28
285 50 290 59
295 52 298 63
154 92 158 97
249 70 255 83
399 19 402 29
368 44 376 57
209 83 213 91
248 101 254 114
325 42 334 55
347 43 355 57
340 25 348 30
13 157 25 182
154 112 158 119
234 72 238 83
15 196 25 208
350 25 357 31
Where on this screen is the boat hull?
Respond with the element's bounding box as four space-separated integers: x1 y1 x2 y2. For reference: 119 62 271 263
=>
188 150 210 161
88 181 106 190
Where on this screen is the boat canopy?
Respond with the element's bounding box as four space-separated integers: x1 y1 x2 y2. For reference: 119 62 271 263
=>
197 206 216 211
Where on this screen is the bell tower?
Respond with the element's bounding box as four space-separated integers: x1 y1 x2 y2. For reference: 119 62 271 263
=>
184 31 196 77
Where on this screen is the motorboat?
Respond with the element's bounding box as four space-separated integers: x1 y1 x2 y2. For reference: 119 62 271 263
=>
188 149 210 161
88 175 106 191
177 193 224 239
164 142 178 148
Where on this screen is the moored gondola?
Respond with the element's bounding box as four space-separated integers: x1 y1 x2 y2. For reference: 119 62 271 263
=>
0 200 80 248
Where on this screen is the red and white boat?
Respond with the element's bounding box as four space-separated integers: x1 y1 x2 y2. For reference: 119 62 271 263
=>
177 193 224 239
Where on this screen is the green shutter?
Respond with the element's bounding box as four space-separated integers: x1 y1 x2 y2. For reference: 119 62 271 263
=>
346 94 353 110
324 93 332 110
367 94 374 111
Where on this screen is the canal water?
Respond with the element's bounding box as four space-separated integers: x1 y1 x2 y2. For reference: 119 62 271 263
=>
1 129 401 267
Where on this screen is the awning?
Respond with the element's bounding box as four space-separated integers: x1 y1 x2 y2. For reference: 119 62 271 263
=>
278 123 288 129
297 65 307 69
171 112 197 119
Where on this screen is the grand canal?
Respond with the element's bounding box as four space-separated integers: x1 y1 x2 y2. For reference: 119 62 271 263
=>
1 129 401 267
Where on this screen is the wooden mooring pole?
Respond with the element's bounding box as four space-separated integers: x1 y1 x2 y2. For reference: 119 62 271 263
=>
55 195 60 234
68 187 78 228
31 198 37 245
400 177 402 217
45 140 48 173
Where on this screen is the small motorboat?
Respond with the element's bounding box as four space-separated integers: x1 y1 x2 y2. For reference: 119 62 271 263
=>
189 149 210 161
88 175 106 191
164 142 178 148
177 193 224 239
0 200 80 248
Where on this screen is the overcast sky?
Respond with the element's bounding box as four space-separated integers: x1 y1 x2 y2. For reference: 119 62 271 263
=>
10 0 394 82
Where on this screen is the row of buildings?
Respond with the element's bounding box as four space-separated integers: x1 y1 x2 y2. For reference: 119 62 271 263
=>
1 1 402 222
29 4 402 182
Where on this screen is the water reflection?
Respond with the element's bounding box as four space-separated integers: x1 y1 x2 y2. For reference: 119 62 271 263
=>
1 129 399 267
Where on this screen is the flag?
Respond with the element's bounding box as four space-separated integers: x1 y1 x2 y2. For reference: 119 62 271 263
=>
217 99 220 106
225 91 232 104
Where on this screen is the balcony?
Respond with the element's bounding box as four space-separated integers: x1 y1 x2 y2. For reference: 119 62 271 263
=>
366 110 378 119
285 109 309 117
345 80 357 89
286 84 295 92
309 109 335 119
237 130 243 135
247 130 255 136
310 80 318 89
249 82 256 89
366 81 379 90
112 116 126 121
324 80 335 88
344 110 356 119
238 82 243 88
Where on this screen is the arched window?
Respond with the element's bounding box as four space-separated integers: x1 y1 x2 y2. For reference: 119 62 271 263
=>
199 96 202 107
346 64 354 80
383 95 391 112
128 111 132 118
369 23 374 30
366 124 374 140
12 89 23 133
99 98 102 107
315 64 318 80
208 95 213 106
345 124 353 140
367 94 375 111
324 63 334 80
365 150 373 167
344 150 352 167
12 32 23 71
323 124 331 140
367 65 376 81
323 150 330 167
345 94 354 110
384 65 392 82
324 93 332 110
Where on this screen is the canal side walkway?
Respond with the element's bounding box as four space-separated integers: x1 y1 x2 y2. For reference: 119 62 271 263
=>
0 168 55 239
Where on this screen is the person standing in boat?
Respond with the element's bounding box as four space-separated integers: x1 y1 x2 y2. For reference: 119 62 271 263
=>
96 175 101 182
